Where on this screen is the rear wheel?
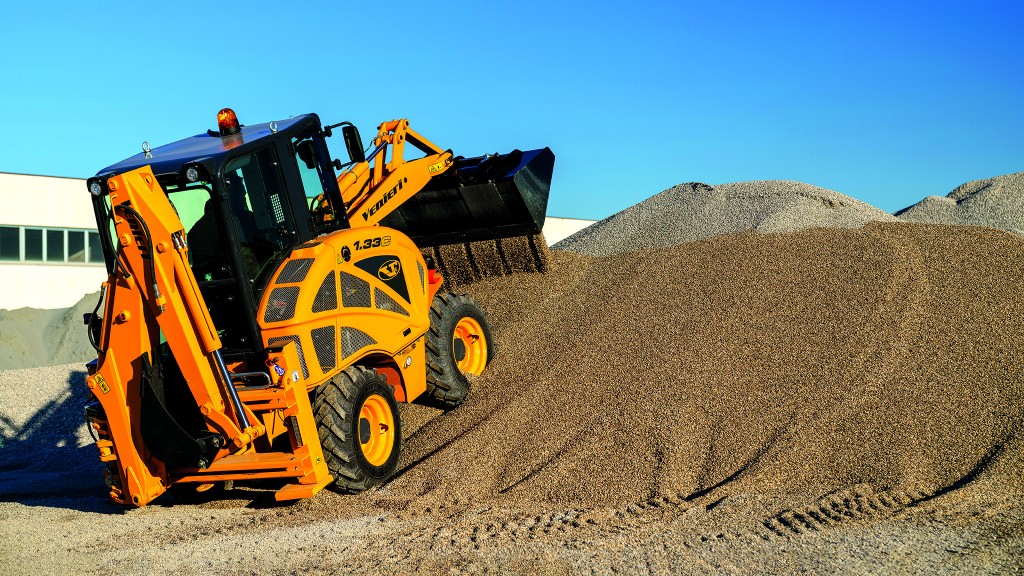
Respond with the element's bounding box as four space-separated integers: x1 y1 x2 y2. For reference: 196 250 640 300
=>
417 293 494 410
313 366 401 492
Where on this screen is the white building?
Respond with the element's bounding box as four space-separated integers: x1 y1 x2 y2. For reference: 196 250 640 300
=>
542 216 595 244
0 173 107 310
0 173 595 310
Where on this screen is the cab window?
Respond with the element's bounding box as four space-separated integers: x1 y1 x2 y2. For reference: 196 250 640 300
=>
166 180 215 275
293 134 339 231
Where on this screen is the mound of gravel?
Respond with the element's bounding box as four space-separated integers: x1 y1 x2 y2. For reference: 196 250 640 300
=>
0 292 99 370
384 222 1023 515
895 172 1024 233
553 180 898 257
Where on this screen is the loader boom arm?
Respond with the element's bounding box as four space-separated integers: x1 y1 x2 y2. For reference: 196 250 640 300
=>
337 119 454 227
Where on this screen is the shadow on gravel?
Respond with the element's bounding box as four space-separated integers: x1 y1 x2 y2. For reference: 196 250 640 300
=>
0 370 122 514
907 431 1016 509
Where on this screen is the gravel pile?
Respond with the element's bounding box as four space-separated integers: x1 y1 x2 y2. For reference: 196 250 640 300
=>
380 222 1024 515
553 180 898 256
895 171 1024 233
0 292 99 370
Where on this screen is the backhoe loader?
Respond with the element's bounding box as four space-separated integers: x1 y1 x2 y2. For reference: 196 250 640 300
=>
82 109 554 506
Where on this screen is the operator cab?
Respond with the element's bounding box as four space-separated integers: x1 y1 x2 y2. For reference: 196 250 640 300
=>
88 110 360 358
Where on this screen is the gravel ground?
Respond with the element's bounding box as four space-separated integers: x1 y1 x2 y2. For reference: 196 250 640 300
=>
896 171 1024 233
2 222 1022 575
553 180 897 257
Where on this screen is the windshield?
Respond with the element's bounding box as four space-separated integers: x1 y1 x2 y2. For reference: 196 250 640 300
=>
292 133 341 232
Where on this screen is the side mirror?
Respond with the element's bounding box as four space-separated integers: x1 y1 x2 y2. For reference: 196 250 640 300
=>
342 124 365 164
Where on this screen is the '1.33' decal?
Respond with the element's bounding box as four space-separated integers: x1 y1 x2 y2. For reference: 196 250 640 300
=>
352 236 391 251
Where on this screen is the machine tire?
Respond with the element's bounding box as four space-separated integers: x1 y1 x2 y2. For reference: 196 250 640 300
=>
417 293 494 410
313 366 401 492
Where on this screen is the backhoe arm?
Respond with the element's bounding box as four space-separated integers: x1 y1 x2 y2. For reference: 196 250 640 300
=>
86 167 264 505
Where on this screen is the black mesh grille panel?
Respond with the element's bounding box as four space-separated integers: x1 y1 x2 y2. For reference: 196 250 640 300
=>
276 258 314 284
264 287 300 323
267 335 309 379
270 193 285 224
341 327 377 359
312 271 337 313
311 325 336 372
341 272 371 308
375 287 410 316
417 262 425 293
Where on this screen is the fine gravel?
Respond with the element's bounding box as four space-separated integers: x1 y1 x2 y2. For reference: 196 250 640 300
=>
2 222 1022 575
896 171 1024 233
0 292 100 370
553 180 898 256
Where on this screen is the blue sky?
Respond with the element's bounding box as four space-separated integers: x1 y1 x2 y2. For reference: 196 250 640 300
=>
2 1 1021 219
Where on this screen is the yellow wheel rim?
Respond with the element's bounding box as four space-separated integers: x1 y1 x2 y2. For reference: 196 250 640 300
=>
358 394 395 467
453 317 488 375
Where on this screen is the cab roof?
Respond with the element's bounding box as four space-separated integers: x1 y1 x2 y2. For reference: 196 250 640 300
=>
96 114 318 178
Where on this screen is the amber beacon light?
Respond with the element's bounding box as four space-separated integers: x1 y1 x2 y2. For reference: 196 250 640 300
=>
217 108 241 136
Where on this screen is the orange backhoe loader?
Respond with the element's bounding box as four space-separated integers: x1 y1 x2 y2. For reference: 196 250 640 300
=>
82 109 554 506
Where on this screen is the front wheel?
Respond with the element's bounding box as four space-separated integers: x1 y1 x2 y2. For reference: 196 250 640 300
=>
417 293 494 410
313 366 401 492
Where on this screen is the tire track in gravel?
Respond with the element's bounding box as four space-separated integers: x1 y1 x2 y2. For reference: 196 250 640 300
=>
759 484 932 539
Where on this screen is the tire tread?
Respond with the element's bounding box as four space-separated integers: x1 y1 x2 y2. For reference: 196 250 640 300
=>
416 293 494 410
313 365 400 492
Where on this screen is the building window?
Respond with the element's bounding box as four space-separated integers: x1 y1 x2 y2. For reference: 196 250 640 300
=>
46 229 65 262
0 225 103 266
0 226 18 261
25 228 43 261
68 230 86 263
87 231 103 264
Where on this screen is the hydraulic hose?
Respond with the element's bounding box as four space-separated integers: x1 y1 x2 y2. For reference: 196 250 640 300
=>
87 285 107 354
114 204 162 309
105 202 131 281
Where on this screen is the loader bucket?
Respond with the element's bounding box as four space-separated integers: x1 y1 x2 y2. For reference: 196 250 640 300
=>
380 147 554 284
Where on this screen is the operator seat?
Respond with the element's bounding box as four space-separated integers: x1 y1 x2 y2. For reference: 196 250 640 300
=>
187 200 226 280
